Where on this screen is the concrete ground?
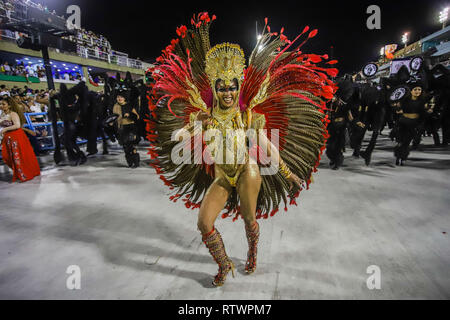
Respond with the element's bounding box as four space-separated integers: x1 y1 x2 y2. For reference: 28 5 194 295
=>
0 133 449 300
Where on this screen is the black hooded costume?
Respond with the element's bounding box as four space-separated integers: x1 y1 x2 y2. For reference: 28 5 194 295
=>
112 79 140 168
326 75 354 169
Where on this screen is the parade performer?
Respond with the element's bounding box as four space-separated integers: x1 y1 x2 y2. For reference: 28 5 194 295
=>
0 96 40 182
113 89 140 168
360 79 390 166
58 83 88 166
147 13 337 286
326 76 353 169
412 95 441 148
393 83 426 166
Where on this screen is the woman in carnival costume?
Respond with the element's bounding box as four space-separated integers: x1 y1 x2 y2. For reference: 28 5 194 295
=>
147 13 337 286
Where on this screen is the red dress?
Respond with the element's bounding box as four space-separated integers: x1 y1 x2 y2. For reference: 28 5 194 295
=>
1 128 41 182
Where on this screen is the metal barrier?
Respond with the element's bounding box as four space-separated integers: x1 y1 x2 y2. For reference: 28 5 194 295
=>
77 45 143 69
23 112 64 151
0 29 18 40
23 112 89 151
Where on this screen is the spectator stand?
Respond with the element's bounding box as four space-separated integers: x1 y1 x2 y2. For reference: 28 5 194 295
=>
1 0 145 71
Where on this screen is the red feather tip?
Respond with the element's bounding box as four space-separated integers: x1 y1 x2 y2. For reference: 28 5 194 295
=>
326 68 339 77
308 29 318 38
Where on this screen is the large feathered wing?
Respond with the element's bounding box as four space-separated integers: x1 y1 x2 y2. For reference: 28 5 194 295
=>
146 13 216 210
238 21 338 219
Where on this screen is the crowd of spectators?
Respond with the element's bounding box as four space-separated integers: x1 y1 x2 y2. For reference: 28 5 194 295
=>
0 84 49 115
1 59 87 84
66 29 112 56
53 69 83 82
0 60 46 78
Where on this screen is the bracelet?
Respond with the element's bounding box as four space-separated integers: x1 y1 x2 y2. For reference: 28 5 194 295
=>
279 161 292 179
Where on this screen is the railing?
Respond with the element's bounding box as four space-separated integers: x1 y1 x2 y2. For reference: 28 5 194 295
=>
77 46 143 69
64 32 111 52
393 42 422 59
22 112 103 151
23 112 64 151
0 29 18 40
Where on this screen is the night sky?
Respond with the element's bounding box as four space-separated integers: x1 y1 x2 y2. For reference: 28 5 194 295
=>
42 0 448 74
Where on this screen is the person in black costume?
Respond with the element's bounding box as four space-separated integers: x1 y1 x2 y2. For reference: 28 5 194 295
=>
58 83 87 166
113 90 140 168
85 90 110 155
360 83 388 165
412 94 441 148
348 83 380 159
440 92 450 146
429 65 450 146
393 84 426 166
326 76 354 169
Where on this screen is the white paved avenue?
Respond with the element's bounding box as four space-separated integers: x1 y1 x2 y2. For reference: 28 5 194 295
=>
1 134 449 299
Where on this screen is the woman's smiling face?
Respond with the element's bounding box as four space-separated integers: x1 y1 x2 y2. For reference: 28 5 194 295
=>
216 79 239 109
411 87 422 98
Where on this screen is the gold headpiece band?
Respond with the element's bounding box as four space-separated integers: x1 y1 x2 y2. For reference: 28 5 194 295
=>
205 43 245 94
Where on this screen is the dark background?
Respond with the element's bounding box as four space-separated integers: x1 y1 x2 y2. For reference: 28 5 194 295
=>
42 0 448 74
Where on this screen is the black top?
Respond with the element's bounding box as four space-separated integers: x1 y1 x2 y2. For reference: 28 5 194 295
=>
116 102 137 122
401 98 425 115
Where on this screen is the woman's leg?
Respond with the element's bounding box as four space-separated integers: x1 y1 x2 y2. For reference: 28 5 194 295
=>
237 163 262 274
237 164 261 225
197 179 231 233
198 178 234 286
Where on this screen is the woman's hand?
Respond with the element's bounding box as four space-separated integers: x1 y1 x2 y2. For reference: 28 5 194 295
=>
196 111 212 127
287 173 304 191
356 121 365 128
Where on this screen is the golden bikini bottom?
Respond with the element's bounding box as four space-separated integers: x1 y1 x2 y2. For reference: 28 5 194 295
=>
403 113 419 119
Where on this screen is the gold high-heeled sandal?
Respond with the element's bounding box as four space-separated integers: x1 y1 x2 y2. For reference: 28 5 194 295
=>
245 221 259 274
202 227 235 287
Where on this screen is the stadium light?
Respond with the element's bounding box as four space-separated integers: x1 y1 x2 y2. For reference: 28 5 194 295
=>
402 32 409 47
439 7 449 29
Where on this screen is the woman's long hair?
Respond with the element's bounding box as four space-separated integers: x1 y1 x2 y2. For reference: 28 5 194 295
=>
2 96 26 126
